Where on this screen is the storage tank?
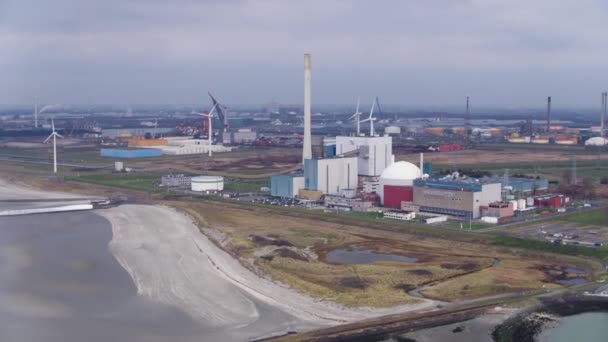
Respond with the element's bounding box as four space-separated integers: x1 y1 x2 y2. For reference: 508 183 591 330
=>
489 128 502 136
531 136 550 144
384 126 401 135
526 197 534 207
452 127 467 136
191 176 224 192
510 200 518 210
425 127 444 136
517 199 526 210
554 136 577 145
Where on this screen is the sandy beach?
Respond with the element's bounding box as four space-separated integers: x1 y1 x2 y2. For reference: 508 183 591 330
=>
0 178 438 339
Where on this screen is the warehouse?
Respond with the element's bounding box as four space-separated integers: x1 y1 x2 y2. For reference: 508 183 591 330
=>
191 176 224 192
488 177 549 193
304 157 358 196
335 136 393 176
413 178 502 219
100 148 162 158
161 174 191 187
270 175 305 198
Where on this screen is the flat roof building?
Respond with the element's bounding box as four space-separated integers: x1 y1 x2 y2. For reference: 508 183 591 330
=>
335 136 393 176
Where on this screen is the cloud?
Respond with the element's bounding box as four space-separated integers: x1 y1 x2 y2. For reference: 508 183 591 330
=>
1 0 607 105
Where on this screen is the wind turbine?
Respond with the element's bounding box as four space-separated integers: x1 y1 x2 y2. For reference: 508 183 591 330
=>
360 99 377 137
349 97 362 136
44 119 63 174
194 104 217 157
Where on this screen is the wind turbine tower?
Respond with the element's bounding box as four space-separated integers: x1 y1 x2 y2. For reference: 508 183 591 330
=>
44 119 63 174
349 97 362 136
195 104 217 157
360 99 377 136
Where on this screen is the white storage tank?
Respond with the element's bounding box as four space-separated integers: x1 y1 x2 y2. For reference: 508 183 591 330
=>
191 176 224 192
384 126 401 135
517 199 526 210
510 200 518 210
526 197 534 207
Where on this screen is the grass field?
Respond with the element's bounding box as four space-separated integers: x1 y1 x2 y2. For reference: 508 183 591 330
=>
64 173 160 192
561 209 608 226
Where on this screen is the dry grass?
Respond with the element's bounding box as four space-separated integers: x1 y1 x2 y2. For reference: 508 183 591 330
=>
173 200 588 306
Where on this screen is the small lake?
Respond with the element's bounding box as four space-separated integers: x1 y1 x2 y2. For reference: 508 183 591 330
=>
326 248 417 265
542 312 608 342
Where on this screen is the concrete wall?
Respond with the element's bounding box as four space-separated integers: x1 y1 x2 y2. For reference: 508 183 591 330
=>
413 182 501 218
335 136 392 176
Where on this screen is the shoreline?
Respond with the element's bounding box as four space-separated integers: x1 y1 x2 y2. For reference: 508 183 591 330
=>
0 178 438 337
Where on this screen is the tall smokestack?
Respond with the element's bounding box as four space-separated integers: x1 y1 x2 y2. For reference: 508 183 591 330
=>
34 97 38 128
419 152 424 177
303 53 312 163
465 95 470 138
601 92 605 134
546 96 551 133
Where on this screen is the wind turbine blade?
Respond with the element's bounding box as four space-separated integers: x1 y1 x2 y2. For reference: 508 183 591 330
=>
44 135 52 143
369 99 376 119
51 119 55 132
55 133 63 138
355 97 360 115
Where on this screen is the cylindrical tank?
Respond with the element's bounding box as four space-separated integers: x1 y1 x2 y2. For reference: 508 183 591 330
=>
489 128 502 136
425 127 444 136
517 199 526 210
526 197 534 206
510 200 519 210
191 176 224 192
384 126 401 135
452 127 467 136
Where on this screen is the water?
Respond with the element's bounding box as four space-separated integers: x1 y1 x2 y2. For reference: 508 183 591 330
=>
542 312 608 342
0 210 304 341
326 247 417 264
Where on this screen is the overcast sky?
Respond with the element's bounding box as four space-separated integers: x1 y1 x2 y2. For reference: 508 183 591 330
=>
1 0 608 107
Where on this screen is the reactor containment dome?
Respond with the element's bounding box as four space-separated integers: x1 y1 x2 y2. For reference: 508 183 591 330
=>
378 161 421 205
191 176 224 192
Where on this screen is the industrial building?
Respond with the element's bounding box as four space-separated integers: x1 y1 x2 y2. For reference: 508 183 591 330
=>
191 176 224 192
161 174 191 187
304 157 358 196
490 177 549 193
413 178 502 219
324 196 374 212
100 148 162 158
224 129 257 145
377 161 421 205
335 136 393 176
270 175 304 198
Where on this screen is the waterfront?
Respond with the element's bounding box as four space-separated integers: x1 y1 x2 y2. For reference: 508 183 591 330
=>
541 312 608 342
0 206 308 341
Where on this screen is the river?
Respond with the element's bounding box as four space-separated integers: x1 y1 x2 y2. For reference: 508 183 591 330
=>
541 312 608 342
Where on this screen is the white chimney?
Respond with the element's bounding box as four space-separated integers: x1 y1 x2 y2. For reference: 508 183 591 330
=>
419 152 424 177
303 53 312 163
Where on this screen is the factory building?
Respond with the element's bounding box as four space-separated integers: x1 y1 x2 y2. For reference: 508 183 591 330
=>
413 178 502 219
324 196 374 212
270 175 305 198
378 161 421 205
335 136 393 176
161 174 191 187
224 129 258 145
489 177 549 193
304 157 358 196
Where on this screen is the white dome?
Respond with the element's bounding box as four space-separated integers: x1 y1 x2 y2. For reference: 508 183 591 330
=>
585 137 608 146
380 161 421 180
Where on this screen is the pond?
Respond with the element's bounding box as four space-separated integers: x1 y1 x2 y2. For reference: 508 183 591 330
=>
542 312 608 342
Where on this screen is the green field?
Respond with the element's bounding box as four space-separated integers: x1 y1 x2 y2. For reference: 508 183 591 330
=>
561 210 608 226
65 173 160 192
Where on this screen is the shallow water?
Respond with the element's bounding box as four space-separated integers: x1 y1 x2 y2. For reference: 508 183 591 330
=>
0 210 303 341
327 248 417 264
542 312 608 342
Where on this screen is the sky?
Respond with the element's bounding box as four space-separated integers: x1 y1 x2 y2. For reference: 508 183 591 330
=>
1 0 608 107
